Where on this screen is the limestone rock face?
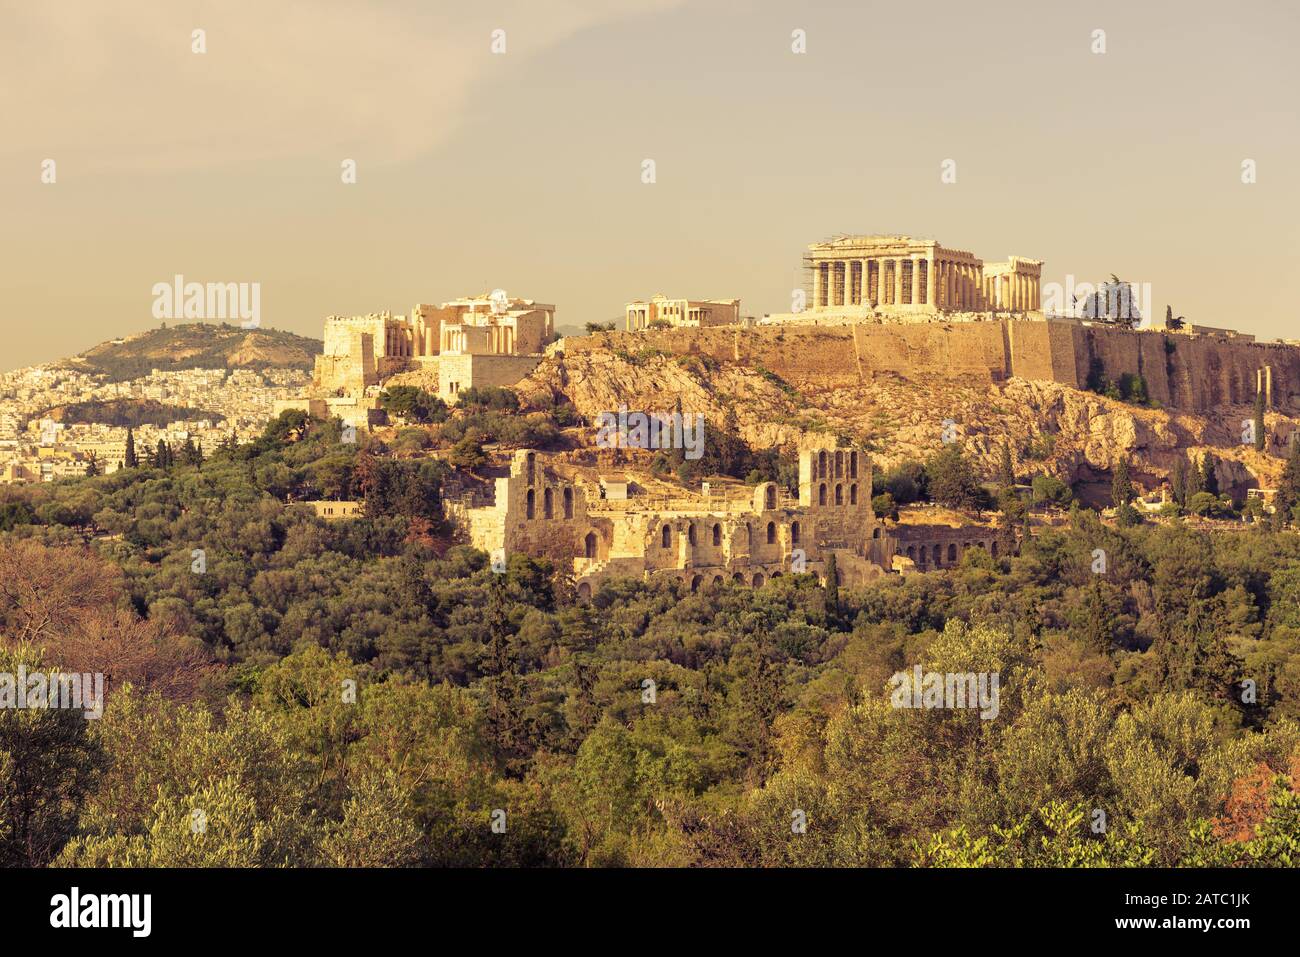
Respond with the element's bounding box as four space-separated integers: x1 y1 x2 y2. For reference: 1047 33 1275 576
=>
519 347 1298 503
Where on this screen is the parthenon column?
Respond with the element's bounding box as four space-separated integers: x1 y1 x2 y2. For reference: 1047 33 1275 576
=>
925 253 936 308
812 261 823 309
911 256 922 305
946 261 956 309
893 258 904 306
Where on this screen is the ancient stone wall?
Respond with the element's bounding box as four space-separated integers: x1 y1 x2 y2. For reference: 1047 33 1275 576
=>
566 320 1300 414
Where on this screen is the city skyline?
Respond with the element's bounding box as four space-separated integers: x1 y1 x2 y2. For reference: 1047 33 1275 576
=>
3 0 1298 369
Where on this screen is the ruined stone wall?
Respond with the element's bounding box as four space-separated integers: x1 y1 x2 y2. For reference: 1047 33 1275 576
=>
567 320 1300 413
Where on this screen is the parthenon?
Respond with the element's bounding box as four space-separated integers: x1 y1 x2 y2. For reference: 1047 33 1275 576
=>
801 235 1043 316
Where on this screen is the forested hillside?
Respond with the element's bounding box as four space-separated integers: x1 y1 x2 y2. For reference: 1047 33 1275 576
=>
3 412 1300 867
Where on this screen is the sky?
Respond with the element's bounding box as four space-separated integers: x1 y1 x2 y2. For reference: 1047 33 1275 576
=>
2 0 1298 370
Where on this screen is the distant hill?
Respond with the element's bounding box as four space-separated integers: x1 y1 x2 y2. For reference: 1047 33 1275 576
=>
60 323 322 382
41 398 224 429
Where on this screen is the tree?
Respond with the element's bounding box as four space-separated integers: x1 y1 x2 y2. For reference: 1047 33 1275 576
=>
1200 453 1219 497
84 454 101 478
124 428 138 469
0 645 105 866
1276 438 1300 526
1111 456 1134 508
998 441 1016 489
1170 456 1189 506
824 553 840 615
925 445 985 512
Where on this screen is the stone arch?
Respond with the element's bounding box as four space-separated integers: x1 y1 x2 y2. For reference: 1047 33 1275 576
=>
835 484 843 505
990 541 999 557
906 545 915 559
543 487 553 519
766 521 776 544
712 523 722 546
818 484 827 506
834 450 844 478
771 570 783 579
690 574 703 593
712 575 723 587
752 572 765 587
850 483 858 505
932 544 942 565
872 526 881 539
948 543 958 563
850 451 858 478
818 451 827 479
765 485 777 510
688 523 697 546
584 531 597 559
526 488 535 520
661 525 671 548
791 520 801 544
732 572 744 583
576 581 591 600
563 487 574 519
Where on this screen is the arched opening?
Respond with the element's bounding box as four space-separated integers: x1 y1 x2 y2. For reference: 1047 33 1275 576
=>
585 532 597 559
661 525 671 548
772 571 783 579
818 484 827 506
948 543 958 563
543 488 553 519
850 451 858 478
932 544 942 566
712 575 723 587
563 487 574 519
690 575 703 593
850 483 858 505
835 451 843 477
791 521 801 544
712 523 722 546
835 484 843 505
818 451 827 478
766 521 776 545
688 524 697 546
990 541 999 557
732 572 744 583
577 581 591 601
526 452 535 485
765 485 776 510
906 545 916 560
526 488 535 520
872 526 881 539
752 572 765 587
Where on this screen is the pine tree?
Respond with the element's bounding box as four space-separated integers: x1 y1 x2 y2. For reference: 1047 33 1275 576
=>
156 440 170 469
83 455 100 478
124 428 137 469
1253 389 1266 452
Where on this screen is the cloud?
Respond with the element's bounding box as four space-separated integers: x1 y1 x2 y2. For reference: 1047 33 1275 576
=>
0 0 688 172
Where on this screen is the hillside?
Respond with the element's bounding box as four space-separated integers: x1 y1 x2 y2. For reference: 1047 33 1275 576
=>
40 398 224 429
516 336 1300 505
60 323 321 381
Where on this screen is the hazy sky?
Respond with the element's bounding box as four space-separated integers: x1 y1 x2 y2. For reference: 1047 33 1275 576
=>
2 0 1297 370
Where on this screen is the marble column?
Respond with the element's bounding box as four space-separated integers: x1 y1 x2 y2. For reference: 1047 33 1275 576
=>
812 261 823 309
925 253 936 308
893 258 904 306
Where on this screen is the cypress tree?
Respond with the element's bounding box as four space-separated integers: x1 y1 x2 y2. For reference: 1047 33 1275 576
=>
124 428 137 469
1111 456 1134 508
1200 452 1219 497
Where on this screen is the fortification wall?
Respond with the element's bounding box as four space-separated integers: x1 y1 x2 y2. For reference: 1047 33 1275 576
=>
565 320 1300 413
